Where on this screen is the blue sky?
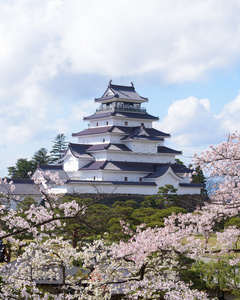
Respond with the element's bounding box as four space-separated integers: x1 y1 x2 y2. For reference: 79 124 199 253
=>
0 0 240 177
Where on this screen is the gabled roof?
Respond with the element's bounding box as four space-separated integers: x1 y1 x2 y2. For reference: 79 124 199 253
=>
144 163 192 179
72 125 169 138
87 143 131 152
95 81 148 103
144 164 171 178
81 161 107 170
83 111 159 121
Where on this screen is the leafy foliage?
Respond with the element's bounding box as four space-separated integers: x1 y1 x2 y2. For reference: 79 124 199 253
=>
1 132 240 299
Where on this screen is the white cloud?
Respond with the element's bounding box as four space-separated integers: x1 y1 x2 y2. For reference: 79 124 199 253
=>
1 0 240 176
1 0 240 85
156 92 240 154
217 94 240 133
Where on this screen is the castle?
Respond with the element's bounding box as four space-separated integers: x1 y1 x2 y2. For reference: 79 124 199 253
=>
34 81 202 196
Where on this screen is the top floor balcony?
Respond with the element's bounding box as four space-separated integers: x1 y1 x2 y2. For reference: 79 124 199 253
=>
96 103 147 113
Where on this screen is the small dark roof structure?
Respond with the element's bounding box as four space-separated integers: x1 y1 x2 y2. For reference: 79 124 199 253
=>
37 165 70 181
179 183 204 188
81 161 107 170
157 146 182 155
95 81 148 103
87 143 131 152
120 125 165 141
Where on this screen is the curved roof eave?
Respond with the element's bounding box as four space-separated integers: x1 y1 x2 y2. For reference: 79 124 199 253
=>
146 165 184 180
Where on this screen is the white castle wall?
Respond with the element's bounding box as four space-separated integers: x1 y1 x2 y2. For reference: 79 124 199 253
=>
64 155 93 172
89 119 152 128
50 181 200 196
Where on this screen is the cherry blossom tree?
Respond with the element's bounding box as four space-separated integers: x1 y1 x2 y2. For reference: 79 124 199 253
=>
0 132 240 299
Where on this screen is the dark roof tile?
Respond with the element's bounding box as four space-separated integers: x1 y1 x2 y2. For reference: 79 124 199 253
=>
179 183 204 188
95 82 148 103
1 179 42 195
86 143 131 152
38 165 70 181
83 111 158 121
157 146 182 154
68 143 92 158
67 179 156 186
80 161 106 170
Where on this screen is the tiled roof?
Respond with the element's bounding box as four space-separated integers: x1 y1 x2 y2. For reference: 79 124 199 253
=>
95 82 148 103
68 143 93 158
73 126 169 139
144 164 171 178
87 143 131 152
72 126 110 137
106 143 131 151
113 111 158 120
171 163 192 174
144 163 192 179
81 161 155 172
83 111 113 120
157 146 182 154
83 111 158 121
38 165 70 181
67 179 156 186
1 179 42 195
81 161 107 170
121 135 164 141
179 183 204 188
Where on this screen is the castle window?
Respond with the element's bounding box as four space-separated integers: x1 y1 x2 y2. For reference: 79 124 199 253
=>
124 177 128 181
106 121 108 125
125 121 128 126
96 122 98 127
139 177 142 182
141 123 144 126
103 138 105 142
93 176 96 180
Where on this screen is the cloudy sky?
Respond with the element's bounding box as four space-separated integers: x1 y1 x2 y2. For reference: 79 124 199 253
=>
0 0 240 177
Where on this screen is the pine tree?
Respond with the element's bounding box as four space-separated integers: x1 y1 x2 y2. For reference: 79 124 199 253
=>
7 158 35 178
50 133 68 163
32 148 52 169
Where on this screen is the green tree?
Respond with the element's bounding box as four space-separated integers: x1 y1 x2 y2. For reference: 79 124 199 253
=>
50 133 68 163
31 148 52 169
175 158 185 166
194 258 240 299
7 158 35 178
189 164 207 195
156 184 178 208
